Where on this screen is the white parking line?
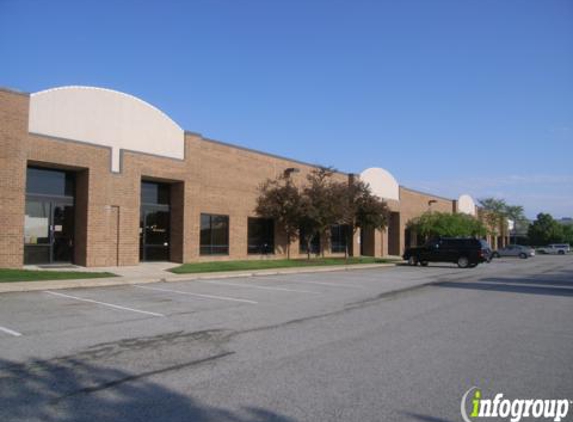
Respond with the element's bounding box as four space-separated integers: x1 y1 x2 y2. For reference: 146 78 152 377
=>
0 325 22 337
44 291 165 317
133 285 258 304
259 276 361 289
195 279 318 293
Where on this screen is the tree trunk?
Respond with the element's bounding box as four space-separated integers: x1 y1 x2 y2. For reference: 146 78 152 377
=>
345 229 352 262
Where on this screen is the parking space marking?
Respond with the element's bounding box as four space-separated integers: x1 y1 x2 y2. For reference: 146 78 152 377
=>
258 276 361 289
0 325 22 337
44 290 165 317
195 279 318 293
133 285 258 304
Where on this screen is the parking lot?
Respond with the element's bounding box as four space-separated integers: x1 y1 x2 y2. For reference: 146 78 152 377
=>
1 255 572 422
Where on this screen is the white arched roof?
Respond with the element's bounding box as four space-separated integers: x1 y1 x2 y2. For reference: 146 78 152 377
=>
458 194 476 216
360 167 400 201
28 86 184 172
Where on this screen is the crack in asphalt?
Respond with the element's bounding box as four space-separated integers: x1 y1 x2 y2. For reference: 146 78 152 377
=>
0 329 231 376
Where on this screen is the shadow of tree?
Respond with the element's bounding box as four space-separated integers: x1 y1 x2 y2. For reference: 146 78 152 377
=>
0 356 298 422
479 275 573 288
401 412 456 422
438 280 573 297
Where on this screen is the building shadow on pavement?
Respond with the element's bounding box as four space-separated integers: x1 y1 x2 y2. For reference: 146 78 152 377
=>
0 357 298 422
436 273 573 298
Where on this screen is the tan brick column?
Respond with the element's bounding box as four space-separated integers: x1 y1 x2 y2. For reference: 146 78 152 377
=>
380 228 389 257
0 90 29 268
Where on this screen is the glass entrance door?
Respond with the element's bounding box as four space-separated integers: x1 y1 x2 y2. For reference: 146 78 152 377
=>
24 199 74 265
139 181 171 262
140 207 170 261
52 202 75 262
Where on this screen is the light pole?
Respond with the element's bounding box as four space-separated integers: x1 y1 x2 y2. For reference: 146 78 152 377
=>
284 167 300 178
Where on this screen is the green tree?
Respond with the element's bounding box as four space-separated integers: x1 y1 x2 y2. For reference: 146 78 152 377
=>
301 167 341 257
527 213 564 246
504 204 527 243
562 224 573 245
504 205 527 226
255 174 305 259
478 198 527 243
478 198 507 236
407 211 487 239
332 177 389 258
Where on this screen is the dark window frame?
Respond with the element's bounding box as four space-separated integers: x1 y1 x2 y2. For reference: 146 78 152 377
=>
200 213 230 256
141 181 171 206
26 166 75 198
330 224 350 253
247 217 275 255
24 166 77 265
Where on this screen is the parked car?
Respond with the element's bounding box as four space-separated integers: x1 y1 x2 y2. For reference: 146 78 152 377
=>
537 244 570 255
491 245 535 259
403 237 491 268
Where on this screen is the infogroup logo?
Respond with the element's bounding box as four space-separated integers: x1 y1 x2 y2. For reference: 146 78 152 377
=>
461 387 571 422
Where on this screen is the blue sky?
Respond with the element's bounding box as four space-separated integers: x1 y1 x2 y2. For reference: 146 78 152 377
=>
1 0 571 218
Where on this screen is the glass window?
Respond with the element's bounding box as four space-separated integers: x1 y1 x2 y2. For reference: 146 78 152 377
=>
141 181 170 205
24 200 50 245
248 218 274 254
200 214 229 255
299 226 320 254
26 167 75 197
331 224 350 253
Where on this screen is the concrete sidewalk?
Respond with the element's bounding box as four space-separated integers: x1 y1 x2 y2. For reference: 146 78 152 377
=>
1 262 399 293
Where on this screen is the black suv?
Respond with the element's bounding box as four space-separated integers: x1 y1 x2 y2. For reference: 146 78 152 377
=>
403 237 491 268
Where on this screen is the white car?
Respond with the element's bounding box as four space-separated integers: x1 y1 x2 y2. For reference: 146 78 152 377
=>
537 244 570 255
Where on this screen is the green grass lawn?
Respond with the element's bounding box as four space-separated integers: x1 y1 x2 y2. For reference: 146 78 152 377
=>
0 269 117 283
170 257 396 274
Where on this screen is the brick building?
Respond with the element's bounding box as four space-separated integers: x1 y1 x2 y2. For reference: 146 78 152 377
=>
0 86 507 268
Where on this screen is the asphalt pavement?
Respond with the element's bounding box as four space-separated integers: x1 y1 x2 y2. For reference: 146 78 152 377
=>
1 255 572 422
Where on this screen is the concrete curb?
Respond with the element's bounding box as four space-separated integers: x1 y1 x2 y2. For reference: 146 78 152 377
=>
0 263 399 293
